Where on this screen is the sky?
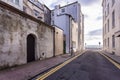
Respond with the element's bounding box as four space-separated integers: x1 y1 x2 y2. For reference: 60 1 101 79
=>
39 0 103 46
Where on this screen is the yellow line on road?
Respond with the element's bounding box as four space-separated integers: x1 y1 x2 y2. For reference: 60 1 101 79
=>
36 52 85 80
99 52 120 69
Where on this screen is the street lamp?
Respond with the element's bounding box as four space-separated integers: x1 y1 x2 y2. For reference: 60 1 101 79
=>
99 42 101 49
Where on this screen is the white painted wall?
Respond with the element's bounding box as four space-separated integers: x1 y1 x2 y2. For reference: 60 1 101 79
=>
51 2 84 53
103 0 120 56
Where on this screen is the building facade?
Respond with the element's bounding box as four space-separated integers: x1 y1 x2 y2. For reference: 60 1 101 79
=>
23 0 51 25
51 2 84 53
0 1 54 69
43 5 51 25
54 26 64 56
102 0 120 56
1 0 23 10
23 0 44 21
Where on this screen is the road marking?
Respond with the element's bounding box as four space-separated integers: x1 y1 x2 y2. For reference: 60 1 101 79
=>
36 52 85 80
99 52 120 69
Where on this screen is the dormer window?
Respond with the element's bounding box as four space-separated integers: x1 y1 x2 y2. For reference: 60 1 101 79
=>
9 0 20 5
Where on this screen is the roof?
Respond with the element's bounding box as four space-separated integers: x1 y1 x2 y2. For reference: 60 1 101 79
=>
60 1 79 8
52 1 79 11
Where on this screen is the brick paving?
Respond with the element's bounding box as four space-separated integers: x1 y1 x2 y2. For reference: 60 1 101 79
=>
0 54 74 80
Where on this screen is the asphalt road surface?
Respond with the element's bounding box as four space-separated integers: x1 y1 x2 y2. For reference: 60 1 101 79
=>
44 50 120 80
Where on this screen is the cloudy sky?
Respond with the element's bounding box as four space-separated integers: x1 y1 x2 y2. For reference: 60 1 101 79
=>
39 0 103 45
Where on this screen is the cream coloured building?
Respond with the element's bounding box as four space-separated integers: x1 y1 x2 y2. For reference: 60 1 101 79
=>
23 0 44 21
0 1 55 69
102 0 120 56
54 26 64 56
1 0 23 10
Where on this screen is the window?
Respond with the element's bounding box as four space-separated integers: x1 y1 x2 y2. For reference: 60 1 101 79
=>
9 0 19 5
23 6 26 12
112 0 115 6
15 0 19 5
105 39 106 47
108 37 109 47
112 35 115 48
61 8 65 13
107 4 109 15
104 0 106 7
105 11 106 19
105 24 106 34
33 9 40 17
52 12 54 16
112 11 115 28
103 27 104 35
107 19 109 32
9 0 14 2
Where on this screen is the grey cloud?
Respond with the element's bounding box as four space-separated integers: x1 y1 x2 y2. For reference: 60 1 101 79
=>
86 36 102 41
87 29 102 36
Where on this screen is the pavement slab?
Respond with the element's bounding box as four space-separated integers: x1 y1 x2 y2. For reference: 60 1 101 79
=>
0 54 73 80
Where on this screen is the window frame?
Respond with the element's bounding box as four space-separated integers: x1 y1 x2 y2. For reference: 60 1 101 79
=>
9 0 20 6
112 10 115 28
112 35 115 48
112 0 115 6
33 9 40 17
107 19 109 32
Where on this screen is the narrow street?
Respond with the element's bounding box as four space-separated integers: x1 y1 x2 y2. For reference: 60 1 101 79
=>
35 50 120 80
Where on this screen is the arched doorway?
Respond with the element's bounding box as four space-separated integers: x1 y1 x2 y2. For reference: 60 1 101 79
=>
27 34 36 63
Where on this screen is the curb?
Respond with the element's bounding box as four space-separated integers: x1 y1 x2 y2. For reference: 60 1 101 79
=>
98 51 120 69
101 51 120 65
30 51 85 80
103 54 120 64
29 55 73 80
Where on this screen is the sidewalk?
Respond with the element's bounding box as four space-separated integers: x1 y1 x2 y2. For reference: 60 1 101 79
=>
0 53 75 80
101 51 120 64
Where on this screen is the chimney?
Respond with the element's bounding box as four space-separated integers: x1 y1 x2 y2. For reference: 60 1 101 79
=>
55 5 60 9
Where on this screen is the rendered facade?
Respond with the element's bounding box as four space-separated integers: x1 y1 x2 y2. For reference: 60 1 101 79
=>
102 0 120 56
0 1 54 69
51 2 84 53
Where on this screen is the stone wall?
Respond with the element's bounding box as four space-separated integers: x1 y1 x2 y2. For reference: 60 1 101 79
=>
0 1 54 69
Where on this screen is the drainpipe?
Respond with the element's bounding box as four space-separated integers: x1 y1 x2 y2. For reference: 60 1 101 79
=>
53 27 55 57
69 16 71 54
